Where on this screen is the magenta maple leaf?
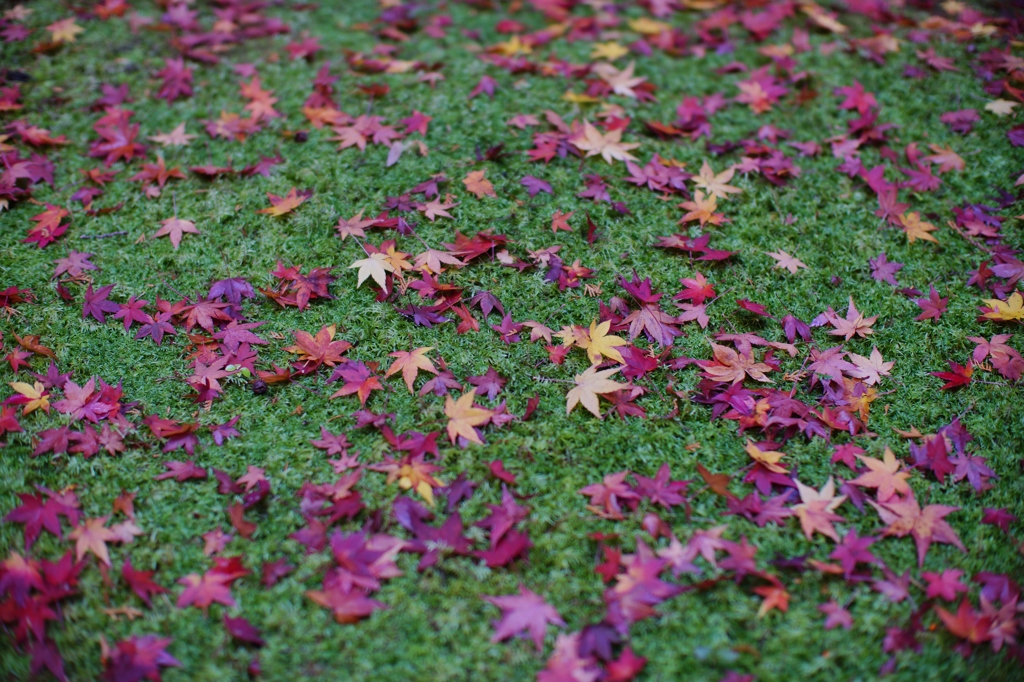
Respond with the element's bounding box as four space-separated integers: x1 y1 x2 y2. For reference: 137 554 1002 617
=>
914 285 948 322
81 284 119 323
483 585 565 652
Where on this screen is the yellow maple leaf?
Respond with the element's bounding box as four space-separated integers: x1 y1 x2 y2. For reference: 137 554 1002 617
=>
8 381 49 415
744 440 788 473
566 366 627 418
628 17 670 35
899 212 939 244
444 388 494 445
492 35 531 56
562 91 599 104
982 291 1024 322
47 18 84 44
591 41 629 61
577 319 626 365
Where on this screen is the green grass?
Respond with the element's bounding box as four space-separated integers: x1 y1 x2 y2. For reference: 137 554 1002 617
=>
1 1 1023 680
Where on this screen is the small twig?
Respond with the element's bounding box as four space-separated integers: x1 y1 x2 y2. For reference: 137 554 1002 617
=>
531 376 574 385
158 275 185 298
80 230 128 239
407 226 431 251
946 220 994 255
351 236 372 257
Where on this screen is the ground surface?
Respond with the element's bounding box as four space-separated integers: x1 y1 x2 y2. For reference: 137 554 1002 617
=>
1 1 1023 681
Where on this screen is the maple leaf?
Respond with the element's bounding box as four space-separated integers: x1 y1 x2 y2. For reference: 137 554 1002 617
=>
176 570 235 613
819 601 854 630
5 490 79 550
981 292 1024 322
414 249 464 276
566 366 627 418
153 217 199 250
284 325 351 369
591 41 629 60
52 250 96 279
256 188 311 216
571 121 640 164
693 160 742 199
370 454 444 506
418 196 459 222
827 297 877 340
922 144 965 173
462 170 496 198
792 478 847 542
149 123 195 147
349 252 394 289
69 516 119 566
936 599 994 647
121 557 168 607
847 347 894 385
102 635 181 681
483 585 565 652
914 286 948 322
931 360 973 389
328 361 383 405
678 190 727 227
593 61 646 98
767 250 807 274
850 448 911 502
25 204 69 248
538 633 601 682
550 210 574 233
754 581 790 618
702 342 773 384
899 212 939 244
7 381 49 415
385 347 438 392
580 471 640 519
47 17 83 43
577 319 627 365
745 440 788 474
922 569 968 601
634 464 688 508
444 388 494 445
306 585 386 624
868 492 965 566
334 210 377 240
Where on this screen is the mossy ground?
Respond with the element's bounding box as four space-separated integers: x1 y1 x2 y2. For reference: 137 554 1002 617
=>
1 2 1023 681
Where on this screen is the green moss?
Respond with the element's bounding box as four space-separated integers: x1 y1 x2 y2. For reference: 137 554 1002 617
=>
1 2 1023 681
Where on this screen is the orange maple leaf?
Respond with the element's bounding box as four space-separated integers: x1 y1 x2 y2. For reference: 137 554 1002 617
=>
792 477 846 542
256 187 312 216
868 492 965 566
462 170 496 199
69 516 119 566
444 388 494 445
284 325 351 369
850 448 911 502
385 347 438 392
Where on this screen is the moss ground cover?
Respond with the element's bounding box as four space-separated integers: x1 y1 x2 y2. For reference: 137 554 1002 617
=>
1 1 1023 680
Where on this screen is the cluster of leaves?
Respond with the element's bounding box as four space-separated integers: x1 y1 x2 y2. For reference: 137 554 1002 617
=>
1 0 1023 680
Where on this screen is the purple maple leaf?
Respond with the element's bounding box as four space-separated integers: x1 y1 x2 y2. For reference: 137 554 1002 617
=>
521 175 552 197
82 284 119 323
